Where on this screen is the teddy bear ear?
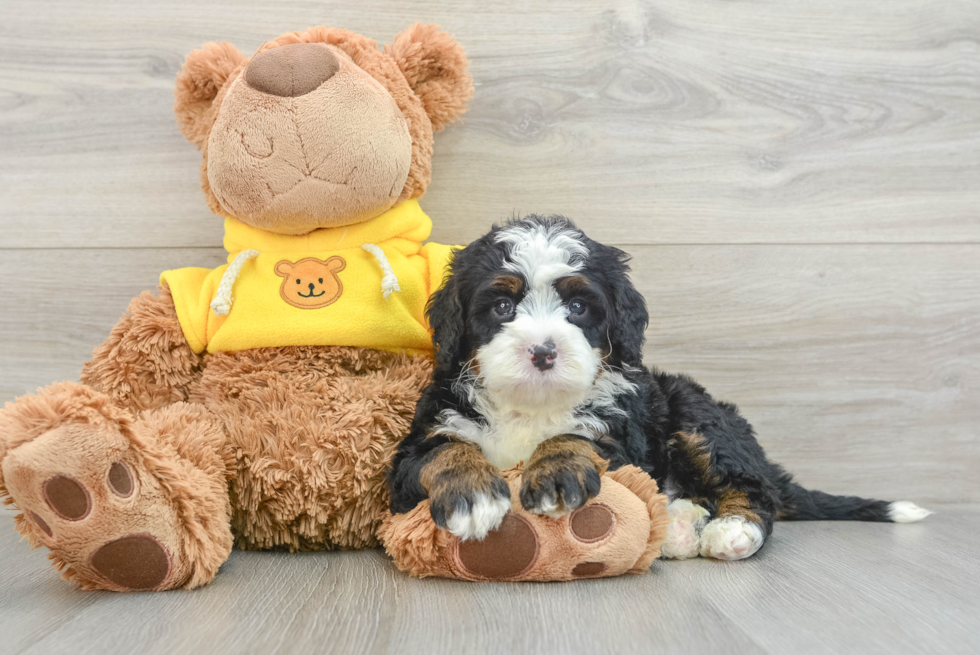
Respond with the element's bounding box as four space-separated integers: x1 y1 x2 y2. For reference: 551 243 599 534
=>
174 41 246 147
274 260 294 277
385 24 474 131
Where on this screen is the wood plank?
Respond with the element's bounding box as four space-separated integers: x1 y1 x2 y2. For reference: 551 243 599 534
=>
1 0 979 248
637 243 980 504
0 244 976 502
0 248 228 399
1 508 977 655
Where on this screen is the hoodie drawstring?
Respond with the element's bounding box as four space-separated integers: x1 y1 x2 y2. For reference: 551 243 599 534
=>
210 249 260 316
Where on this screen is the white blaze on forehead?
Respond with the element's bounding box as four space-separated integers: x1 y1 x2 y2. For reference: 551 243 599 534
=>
495 222 588 288
442 220 609 469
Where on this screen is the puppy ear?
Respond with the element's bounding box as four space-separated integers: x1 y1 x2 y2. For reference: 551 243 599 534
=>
606 250 649 368
385 23 474 131
174 41 246 147
426 255 469 372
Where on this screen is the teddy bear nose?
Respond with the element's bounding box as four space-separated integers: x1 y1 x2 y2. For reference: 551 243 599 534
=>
245 43 340 97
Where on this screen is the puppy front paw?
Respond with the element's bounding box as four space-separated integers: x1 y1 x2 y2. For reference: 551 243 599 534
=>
429 475 511 541
519 451 602 518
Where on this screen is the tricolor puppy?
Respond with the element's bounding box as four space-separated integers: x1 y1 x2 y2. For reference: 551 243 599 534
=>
388 216 930 560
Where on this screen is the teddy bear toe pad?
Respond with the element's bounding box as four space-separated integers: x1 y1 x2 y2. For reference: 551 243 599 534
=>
42 475 92 520
3 423 187 591
569 504 616 542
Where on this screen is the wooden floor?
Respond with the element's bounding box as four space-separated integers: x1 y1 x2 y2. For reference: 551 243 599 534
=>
3 509 978 655
1 0 978 653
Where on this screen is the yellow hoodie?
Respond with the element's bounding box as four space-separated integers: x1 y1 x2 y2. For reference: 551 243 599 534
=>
161 200 454 355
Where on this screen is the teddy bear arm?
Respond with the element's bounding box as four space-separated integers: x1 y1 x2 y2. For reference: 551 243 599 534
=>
81 284 204 414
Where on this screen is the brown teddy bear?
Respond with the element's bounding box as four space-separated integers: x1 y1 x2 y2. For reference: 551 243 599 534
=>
0 23 471 591
0 23 669 591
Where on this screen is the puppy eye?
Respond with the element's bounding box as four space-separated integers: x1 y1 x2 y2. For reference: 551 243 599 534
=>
493 298 515 317
567 299 587 315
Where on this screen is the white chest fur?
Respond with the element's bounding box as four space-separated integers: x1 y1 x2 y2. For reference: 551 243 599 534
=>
433 369 636 469
436 407 590 469
478 413 581 469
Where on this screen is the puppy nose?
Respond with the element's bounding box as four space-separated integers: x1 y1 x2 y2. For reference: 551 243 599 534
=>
245 43 340 97
530 342 557 371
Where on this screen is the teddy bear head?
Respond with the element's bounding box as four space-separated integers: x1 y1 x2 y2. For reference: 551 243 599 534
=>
174 24 473 235
274 256 346 309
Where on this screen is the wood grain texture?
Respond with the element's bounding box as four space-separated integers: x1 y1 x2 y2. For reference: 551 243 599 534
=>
1 508 977 655
1 0 978 248
0 245 975 503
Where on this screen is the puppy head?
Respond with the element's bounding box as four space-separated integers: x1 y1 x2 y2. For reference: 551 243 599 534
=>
428 216 649 412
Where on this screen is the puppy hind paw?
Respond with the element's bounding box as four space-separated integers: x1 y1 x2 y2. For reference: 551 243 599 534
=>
699 516 764 561
660 498 709 560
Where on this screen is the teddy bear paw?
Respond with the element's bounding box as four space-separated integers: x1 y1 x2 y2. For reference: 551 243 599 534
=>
2 423 191 591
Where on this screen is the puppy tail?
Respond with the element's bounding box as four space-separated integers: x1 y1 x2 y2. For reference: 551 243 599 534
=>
778 483 932 523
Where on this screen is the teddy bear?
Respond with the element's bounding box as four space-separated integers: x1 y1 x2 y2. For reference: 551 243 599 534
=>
0 23 471 592
0 22 669 592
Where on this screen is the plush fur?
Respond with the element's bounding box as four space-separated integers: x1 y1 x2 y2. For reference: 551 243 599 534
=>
389 216 931 561
0 23 471 591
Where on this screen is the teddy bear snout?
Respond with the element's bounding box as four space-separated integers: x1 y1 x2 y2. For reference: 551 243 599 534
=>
245 43 339 98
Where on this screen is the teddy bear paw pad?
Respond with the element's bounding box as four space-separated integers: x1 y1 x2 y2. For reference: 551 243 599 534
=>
569 504 615 542
43 475 92 520
571 561 607 577
455 513 540 579
90 535 172 590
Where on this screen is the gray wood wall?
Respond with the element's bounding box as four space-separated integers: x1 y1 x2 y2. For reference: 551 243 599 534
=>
1 0 977 504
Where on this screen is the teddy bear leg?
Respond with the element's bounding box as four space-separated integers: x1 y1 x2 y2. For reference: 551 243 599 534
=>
81 284 203 414
0 383 233 591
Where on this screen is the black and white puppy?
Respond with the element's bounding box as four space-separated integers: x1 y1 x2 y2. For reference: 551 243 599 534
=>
388 216 930 560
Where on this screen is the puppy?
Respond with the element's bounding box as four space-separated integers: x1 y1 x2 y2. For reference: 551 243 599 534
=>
388 216 930 560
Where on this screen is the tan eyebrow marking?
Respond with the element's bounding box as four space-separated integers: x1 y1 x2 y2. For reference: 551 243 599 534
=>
556 275 590 293
491 274 523 294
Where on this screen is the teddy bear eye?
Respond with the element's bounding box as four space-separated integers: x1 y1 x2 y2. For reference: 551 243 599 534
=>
296 279 301 284
318 278 323 284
